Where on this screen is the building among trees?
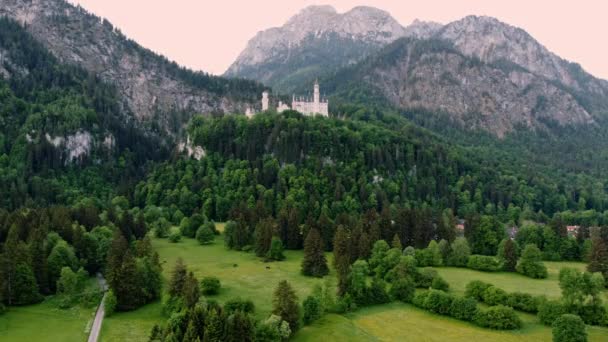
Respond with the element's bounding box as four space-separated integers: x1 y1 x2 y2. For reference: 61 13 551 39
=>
257 80 329 117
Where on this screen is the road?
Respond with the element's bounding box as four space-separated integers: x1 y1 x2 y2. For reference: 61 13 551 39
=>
87 273 107 342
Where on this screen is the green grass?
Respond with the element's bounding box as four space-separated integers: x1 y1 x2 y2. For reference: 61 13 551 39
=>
100 301 163 342
294 303 608 342
0 296 96 342
435 261 587 298
99 236 608 341
100 234 335 341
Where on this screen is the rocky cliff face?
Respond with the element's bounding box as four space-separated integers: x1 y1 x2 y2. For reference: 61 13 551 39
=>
224 5 438 93
329 39 595 136
0 0 264 135
437 16 608 100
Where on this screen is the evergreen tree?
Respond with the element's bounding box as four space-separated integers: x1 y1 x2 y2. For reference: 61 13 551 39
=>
333 226 351 296
183 271 200 308
28 226 49 294
115 250 142 310
106 230 128 291
301 228 329 277
391 233 403 250
498 238 518 272
225 310 254 342
183 320 199 342
0 227 42 305
203 308 225 342
267 237 285 261
358 232 372 260
272 280 300 333
254 218 274 257
587 236 608 280
169 257 188 297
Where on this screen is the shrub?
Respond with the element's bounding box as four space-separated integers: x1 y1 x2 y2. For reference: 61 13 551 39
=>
474 305 522 330
224 298 255 314
412 291 430 308
516 244 548 279
569 303 608 326
389 278 415 303
195 225 215 245
302 295 322 325
482 286 509 306
465 280 492 301
467 255 502 272
267 237 285 261
334 293 357 313
507 292 544 313
431 276 450 292
424 289 454 315
168 230 182 243
539 300 568 326
552 314 587 342
366 278 391 305
200 276 221 295
450 297 478 321
403 246 416 257
0 302 6 315
416 268 438 288
448 237 471 267
104 290 117 317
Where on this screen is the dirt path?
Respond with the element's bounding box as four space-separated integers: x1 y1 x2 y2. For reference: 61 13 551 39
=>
87 273 107 342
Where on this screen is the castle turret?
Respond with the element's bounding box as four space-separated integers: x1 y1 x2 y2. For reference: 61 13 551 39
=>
314 79 320 104
261 91 269 111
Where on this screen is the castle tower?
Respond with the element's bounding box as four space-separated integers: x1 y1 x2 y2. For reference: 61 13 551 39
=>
314 79 320 104
261 91 269 111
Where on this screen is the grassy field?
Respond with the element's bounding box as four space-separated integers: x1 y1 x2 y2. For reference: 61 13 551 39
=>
100 233 334 341
0 295 96 342
294 303 608 341
436 261 588 298
99 234 608 341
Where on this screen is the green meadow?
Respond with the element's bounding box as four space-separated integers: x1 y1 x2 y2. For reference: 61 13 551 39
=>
0 294 96 342
4 233 608 342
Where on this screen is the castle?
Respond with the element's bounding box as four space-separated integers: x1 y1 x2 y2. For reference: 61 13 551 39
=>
257 80 329 117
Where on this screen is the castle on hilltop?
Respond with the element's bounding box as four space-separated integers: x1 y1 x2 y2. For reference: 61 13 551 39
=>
255 80 329 117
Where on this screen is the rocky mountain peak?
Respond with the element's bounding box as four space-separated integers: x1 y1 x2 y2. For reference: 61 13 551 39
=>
404 19 443 38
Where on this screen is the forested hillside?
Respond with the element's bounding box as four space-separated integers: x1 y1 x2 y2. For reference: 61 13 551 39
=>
135 111 608 227
0 17 163 209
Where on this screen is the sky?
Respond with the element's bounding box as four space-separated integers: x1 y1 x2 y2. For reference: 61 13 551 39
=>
68 0 607 79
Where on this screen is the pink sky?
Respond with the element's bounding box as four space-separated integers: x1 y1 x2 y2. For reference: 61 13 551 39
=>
68 0 607 80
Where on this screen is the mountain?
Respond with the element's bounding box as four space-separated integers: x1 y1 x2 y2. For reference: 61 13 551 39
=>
0 0 267 136
227 6 608 136
324 38 595 136
224 5 441 93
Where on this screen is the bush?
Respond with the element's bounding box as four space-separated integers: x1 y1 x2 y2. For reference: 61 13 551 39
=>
431 276 450 291
195 225 215 245
482 286 509 306
569 303 608 326
516 244 548 279
168 230 182 243
104 290 117 317
416 268 438 288
450 297 478 321
366 278 390 305
539 300 568 326
474 305 522 330
389 277 415 303
467 255 502 272
448 237 471 267
403 246 416 256
465 280 492 301
266 237 285 261
552 314 587 342
0 303 6 315
423 289 454 315
412 291 430 308
506 292 544 313
302 295 322 325
334 293 357 313
200 276 221 295
224 298 255 314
